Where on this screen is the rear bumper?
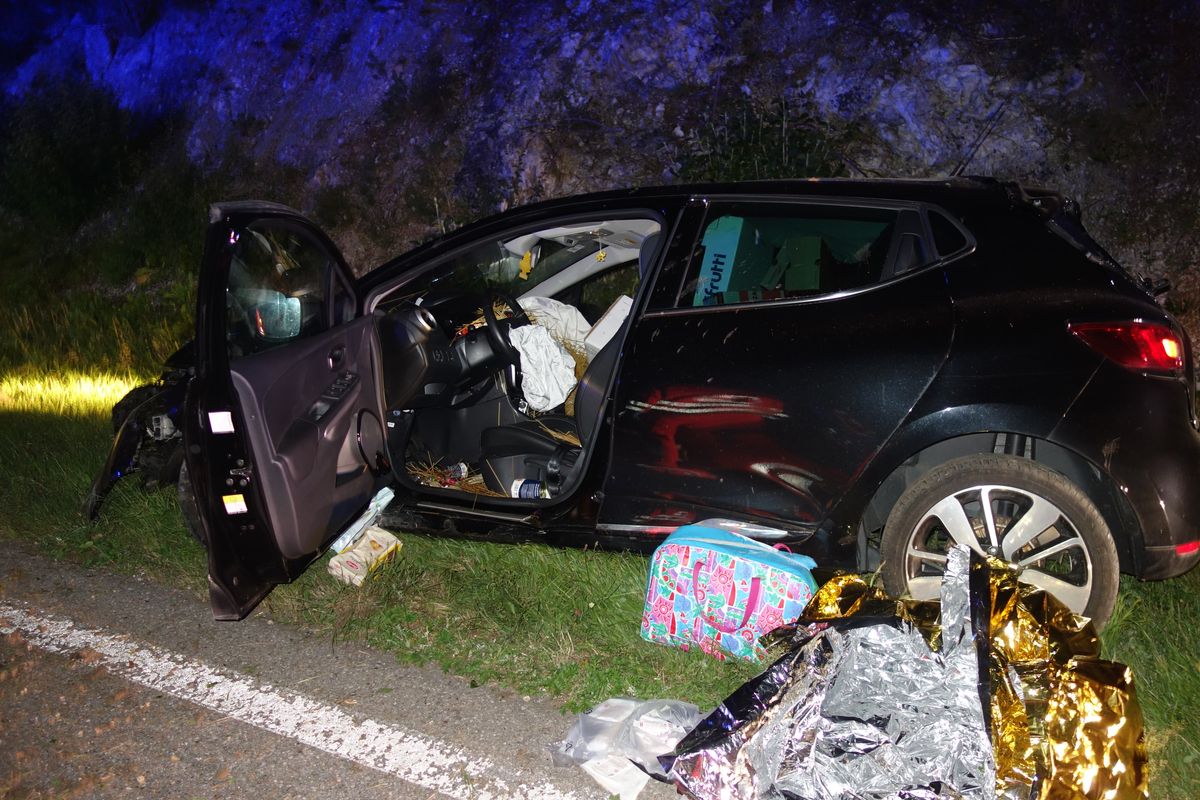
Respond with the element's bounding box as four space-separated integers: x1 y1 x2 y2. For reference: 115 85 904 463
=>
1050 363 1200 579
1139 544 1200 580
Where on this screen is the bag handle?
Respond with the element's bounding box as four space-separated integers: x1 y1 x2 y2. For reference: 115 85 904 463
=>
653 548 688 598
692 559 762 634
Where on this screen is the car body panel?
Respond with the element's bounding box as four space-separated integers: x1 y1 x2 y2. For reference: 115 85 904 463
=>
597 193 956 567
1049 361 1200 578
602 264 954 554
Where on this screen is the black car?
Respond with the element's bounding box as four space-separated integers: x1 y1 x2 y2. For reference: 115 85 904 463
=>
86 178 1200 627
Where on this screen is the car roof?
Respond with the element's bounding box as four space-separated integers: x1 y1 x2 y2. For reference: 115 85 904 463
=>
498 175 1023 212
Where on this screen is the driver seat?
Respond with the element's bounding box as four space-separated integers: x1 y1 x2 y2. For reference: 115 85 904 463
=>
479 333 622 496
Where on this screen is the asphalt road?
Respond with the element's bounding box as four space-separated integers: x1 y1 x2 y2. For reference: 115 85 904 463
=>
0 543 681 799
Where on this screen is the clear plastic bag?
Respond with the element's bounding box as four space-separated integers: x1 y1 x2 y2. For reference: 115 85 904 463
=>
553 697 702 799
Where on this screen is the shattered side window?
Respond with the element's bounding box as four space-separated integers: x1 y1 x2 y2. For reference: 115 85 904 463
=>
225 222 329 359
680 205 900 307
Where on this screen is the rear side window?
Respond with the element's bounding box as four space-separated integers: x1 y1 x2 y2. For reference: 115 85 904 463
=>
929 210 969 257
679 204 904 307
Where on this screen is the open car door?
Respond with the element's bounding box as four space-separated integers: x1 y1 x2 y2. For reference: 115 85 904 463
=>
183 202 389 620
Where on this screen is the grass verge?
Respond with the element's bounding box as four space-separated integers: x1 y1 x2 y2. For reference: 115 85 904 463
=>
1 303 1197 796
0 412 758 711
0 356 758 712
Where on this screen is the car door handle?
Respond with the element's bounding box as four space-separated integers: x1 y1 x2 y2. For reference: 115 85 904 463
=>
328 346 346 369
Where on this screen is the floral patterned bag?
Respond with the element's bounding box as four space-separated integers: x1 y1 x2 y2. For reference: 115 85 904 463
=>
640 522 818 662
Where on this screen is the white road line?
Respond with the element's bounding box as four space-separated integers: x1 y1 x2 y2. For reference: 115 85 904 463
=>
0 601 592 800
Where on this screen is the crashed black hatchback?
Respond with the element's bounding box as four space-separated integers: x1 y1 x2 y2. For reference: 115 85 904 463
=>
86 178 1200 627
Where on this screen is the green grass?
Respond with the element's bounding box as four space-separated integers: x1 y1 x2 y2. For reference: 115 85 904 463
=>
1 295 1198 795
0 382 758 711
263 536 759 707
1102 574 1200 787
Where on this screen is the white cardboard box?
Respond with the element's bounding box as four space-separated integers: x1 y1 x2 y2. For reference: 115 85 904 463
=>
583 295 633 360
327 526 401 586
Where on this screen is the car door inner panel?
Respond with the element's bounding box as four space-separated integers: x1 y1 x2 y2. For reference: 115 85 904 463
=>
228 314 383 560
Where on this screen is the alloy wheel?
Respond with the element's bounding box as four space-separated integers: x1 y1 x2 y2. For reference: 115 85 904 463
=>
902 483 1094 614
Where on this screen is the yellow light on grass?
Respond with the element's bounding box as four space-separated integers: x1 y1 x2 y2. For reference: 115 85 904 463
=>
0 371 143 417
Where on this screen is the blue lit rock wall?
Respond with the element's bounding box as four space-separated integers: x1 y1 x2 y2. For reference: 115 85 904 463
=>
4 1 1197 295
5 3 1078 180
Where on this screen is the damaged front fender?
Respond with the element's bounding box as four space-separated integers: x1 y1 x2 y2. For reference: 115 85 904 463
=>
82 345 193 520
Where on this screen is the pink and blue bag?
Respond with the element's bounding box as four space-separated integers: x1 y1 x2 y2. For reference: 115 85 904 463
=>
640 521 818 662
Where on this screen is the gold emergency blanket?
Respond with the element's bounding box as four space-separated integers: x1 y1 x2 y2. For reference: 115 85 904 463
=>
984 563 1147 799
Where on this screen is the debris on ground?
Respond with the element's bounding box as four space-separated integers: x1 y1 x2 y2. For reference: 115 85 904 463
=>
327 526 402 587
663 545 1148 800
552 697 702 800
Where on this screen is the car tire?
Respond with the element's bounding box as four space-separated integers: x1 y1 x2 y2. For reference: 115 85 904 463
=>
880 454 1119 628
177 461 206 547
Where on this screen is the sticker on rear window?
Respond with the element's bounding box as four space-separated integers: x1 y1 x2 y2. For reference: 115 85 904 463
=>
209 411 235 434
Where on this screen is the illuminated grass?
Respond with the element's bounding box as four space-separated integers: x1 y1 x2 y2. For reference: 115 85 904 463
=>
0 293 190 376
0 370 143 417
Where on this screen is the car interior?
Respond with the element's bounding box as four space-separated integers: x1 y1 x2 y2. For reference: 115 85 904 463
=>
367 216 664 504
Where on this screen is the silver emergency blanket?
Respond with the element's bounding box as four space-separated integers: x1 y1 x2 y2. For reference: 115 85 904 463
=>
668 546 996 799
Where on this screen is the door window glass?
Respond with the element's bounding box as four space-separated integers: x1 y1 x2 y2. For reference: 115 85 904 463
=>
680 205 902 307
226 222 330 358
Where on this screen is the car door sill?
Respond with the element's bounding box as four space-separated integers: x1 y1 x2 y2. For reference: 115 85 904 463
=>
597 522 812 540
414 501 536 524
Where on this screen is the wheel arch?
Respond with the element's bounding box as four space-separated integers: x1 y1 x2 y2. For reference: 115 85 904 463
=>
853 431 1143 573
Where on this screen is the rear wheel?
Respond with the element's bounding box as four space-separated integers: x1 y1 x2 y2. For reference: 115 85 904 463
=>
880 454 1119 627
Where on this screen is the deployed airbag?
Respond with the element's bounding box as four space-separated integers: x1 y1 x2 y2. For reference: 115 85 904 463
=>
510 324 577 411
518 295 592 350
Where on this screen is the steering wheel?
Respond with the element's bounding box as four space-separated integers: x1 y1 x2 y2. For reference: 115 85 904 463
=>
481 289 530 365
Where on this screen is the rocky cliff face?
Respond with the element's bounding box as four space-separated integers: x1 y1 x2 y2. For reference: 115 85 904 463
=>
4 1 1198 325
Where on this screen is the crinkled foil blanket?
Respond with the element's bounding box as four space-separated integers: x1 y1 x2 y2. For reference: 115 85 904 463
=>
665 546 1147 799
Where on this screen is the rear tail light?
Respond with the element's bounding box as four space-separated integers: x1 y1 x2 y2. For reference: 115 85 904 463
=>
1068 320 1185 375
1176 541 1200 557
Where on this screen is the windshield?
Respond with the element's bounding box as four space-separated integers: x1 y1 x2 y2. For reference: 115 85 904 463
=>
382 218 660 312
